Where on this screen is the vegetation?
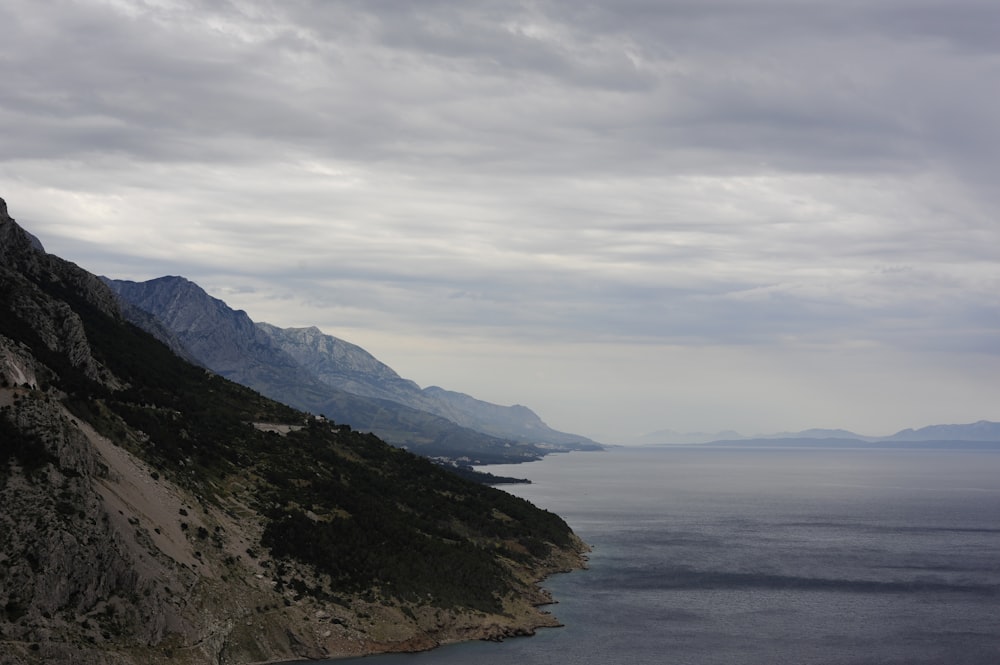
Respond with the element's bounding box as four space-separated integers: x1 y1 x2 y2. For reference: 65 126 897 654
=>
0 414 57 481
256 421 569 611
446 464 532 485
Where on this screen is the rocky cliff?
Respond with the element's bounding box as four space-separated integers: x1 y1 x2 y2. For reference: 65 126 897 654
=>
0 203 118 390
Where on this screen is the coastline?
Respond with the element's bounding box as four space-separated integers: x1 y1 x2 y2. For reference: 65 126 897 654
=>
248 533 590 664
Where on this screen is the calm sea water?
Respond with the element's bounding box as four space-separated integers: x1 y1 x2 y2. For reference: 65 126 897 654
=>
327 446 1000 664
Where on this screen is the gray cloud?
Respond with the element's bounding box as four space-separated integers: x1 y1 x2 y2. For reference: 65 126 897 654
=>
2 0 998 440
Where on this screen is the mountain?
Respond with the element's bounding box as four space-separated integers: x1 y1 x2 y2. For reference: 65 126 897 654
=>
626 427 869 445
255 322 600 450
883 420 1000 442
0 198 588 664
253 322 422 400
701 437 872 448
766 428 870 440
699 422 1000 449
639 422 1000 448
105 276 600 462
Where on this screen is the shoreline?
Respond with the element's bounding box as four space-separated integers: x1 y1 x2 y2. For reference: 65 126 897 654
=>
248 535 590 665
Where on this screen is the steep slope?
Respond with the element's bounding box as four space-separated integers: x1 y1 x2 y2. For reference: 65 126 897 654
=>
0 198 588 664
255 322 420 397
0 200 120 391
105 276 548 463
104 275 321 388
420 385 600 448
257 323 601 450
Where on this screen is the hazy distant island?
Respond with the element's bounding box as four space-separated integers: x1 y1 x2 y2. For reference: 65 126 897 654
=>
630 422 1000 448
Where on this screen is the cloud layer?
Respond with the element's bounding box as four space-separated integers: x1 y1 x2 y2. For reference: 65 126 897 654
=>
3 0 999 440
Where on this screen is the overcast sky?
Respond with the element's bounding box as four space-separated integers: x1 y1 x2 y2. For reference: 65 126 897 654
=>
3 0 999 442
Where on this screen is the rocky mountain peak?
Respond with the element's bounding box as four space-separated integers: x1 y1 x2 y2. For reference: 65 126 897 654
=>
1 199 122 387
0 198 45 254
1 201 120 318
258 322 406 381
0 197 40 264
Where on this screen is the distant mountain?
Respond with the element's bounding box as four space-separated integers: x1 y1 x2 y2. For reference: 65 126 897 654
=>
257 322 599 450
640 422 1000 448
104 276 349 404
104 277 541 462
767 428 870 440
254 322 422 399
104 276 600 462
698 421 1000 449
421 385 596 448
1 196 588 663
883 420 1000 442
628 427 869 445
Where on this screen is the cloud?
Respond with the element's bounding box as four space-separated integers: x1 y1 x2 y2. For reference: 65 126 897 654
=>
2 0 999 439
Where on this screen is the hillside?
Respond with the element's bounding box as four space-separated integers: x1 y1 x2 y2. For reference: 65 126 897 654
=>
0 198 588 664
106 276 600 462
256 323 599 450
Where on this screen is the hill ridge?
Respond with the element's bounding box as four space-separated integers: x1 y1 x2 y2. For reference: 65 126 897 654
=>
106 275 600 462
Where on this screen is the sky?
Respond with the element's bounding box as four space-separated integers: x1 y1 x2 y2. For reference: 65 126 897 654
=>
2 0 999 443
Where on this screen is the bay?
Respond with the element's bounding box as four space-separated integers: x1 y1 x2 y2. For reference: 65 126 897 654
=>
324 446 1000 664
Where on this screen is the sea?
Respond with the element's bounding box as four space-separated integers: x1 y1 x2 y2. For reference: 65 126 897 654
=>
325 446 1000 664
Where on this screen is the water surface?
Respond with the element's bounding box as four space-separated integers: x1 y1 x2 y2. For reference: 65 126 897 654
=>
328 446 1000 664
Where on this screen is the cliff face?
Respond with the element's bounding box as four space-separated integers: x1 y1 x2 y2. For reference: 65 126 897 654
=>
0 198 589 665
0 214 118 389
0 203 195 662
255 322 421 399
0 391 196 665
106 276 309 383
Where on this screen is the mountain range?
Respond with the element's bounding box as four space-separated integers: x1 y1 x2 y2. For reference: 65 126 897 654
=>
633 421 1000 447
105 275 600 464
0 197 588 664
